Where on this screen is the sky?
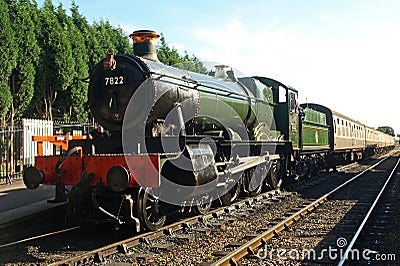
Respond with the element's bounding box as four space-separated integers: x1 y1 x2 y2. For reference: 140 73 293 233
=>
39 0 400 135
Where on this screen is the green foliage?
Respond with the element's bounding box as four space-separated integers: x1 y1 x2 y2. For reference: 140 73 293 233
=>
71 1 100 72
157 33 183 66
377 126 395 136
0 88 13 119
0 0 206 123
180 52 208 74
92 20 118 56
35 0 74 120
111 26 132 54
54 3 88 122
0 0 17 117
91 20 131 59
7 0 41 118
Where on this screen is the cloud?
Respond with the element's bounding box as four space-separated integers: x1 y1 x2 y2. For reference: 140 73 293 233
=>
194 18 246 58
190 17 400 133
192 18 324 78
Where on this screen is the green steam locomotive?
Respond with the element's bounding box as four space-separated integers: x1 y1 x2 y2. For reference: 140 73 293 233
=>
23 30 395 231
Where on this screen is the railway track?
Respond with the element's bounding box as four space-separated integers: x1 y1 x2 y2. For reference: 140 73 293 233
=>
47 160 375 265
0 188 298 265
0 152 396 265
216 153 399 265
48 189 301 265
338 158 400 265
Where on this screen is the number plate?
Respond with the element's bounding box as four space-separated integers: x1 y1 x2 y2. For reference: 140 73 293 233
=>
104 76 126 86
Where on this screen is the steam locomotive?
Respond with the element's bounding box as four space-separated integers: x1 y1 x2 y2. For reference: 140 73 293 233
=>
23 30 395 231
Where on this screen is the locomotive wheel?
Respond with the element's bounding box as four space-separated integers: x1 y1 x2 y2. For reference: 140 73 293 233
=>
136 187 166 231
266 161 282 190
247 168 263 197
193 193 213 215
220 175 242 206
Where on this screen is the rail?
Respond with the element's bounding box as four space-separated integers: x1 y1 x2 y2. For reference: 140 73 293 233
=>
45 159 378 265
0 226 81 249
46 189 282 265
210 153 396 266
337 156 400 266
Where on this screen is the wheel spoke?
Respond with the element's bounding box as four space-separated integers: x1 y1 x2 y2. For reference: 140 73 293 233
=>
148 197 155 203
137 187 166 231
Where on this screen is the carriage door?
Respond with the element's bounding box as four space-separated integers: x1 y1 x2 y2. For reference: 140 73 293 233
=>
288 90 299 149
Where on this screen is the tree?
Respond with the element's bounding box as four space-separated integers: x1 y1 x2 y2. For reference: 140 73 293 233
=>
111 26 132 54
0 0 19 177
92 20 118 56
377 126 395 136
54 3 89 122
0 1 207 122
157 33 182 66
0 0 17 119
180 52 208 74
71 1 101 72
35 0 74 120
7 0 41 118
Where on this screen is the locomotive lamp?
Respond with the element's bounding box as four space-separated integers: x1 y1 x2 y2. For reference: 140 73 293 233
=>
129 30 160 62
103 53 116 71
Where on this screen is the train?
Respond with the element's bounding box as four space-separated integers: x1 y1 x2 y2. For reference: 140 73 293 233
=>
23 30 395 231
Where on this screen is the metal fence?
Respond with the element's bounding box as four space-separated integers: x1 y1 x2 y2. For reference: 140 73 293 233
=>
0 119 96 184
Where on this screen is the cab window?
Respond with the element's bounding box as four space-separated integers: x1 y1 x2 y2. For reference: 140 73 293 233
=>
255 80 273 103
279 86 286 103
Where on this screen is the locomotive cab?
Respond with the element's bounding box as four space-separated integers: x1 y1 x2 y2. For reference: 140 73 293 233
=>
254 77 300 145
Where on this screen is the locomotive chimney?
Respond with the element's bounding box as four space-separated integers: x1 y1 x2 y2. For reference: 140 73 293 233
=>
129 30 160 62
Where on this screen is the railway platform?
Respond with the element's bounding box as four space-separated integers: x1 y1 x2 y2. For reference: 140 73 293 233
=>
0 179 64 228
